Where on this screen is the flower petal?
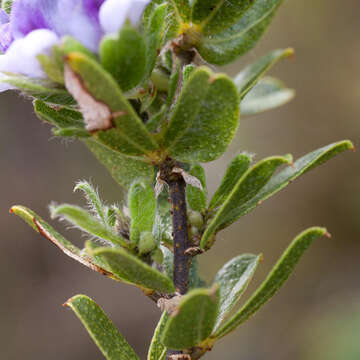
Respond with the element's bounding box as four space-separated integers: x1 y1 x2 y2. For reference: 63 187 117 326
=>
10 0 104 51
0 23 13 52
99 0 150 34
0 29 59 78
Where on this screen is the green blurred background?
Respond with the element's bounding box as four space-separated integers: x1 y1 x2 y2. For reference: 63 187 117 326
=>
1 1 359 359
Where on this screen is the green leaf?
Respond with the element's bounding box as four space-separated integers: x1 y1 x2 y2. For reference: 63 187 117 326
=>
85 139 155 189
100 26 146 91
66 52 159 157
163 67 240 162
144 1 185 44
196 0 287 65
128 182 156 245
234 48 294 99
61 36 97 60
65 295 139 360
166 61 180 107
153 191 173 245
0 75 75 105
191 0 254 35
160 248 206 289
37 54 64 84
2 0 13 14
209 153 252 210
92 247 175 293
74 181 107 225
201 155 292 249
186 164 207 213
10 205 115 278
161 287 219 349
52 127 91 138
241 76 295 115
146 105 167 133
214 227 328 338
50 204 128 248
145 3 167 80
221 140 354 227
34 100 84 128
213 254 261 332
147 312 169 360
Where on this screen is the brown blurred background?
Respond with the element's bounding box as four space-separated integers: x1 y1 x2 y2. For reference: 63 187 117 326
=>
1 1 359 359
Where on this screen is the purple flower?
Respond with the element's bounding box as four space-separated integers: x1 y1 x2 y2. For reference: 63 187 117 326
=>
0 0 151 91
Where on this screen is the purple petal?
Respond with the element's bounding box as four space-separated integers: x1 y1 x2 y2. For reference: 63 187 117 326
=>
10 0 104 51
10 0 52 39
99 0 150 34
0 29 59 78
0 9 9 24
0 23 13 52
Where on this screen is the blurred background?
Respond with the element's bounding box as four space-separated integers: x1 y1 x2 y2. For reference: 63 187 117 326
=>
1 0 359 359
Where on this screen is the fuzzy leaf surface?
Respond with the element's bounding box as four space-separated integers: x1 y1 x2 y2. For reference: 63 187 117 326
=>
241 76 295 115
186 164 207 213
66 52 158 156
92 247 175 293
65 295 139 360
0 75 75 105
10 206 115 278
201 155 292 249
145 3 167 79
161 288 219 349
147 312 168 360
209 153 252 210
50 204 127 247
197 0 286 65
191 0 254 35
235 48 293 99
214 227 327 338
128 182 156 245
221 140 354 228
163 67 239 162
85 139 155 189
100 26 146 91
213 254 261 332
34 100 84 129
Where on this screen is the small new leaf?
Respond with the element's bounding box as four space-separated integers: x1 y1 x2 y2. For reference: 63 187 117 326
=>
128 182 156 245
50 204 128 248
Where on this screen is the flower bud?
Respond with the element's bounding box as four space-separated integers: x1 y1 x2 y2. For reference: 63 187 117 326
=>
187 210 204 229
151 248 164 265
138 231 156 255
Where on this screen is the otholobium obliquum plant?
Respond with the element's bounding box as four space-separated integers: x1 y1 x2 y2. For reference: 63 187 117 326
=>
2 0 354 358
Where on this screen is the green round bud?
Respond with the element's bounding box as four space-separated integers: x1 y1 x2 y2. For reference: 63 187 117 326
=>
190 226 199 237
151 248 164 264
138 231 156 255
188 210 204 228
